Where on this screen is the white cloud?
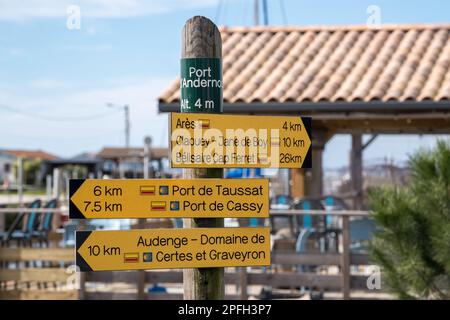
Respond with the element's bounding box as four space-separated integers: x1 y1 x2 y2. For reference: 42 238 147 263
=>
0 0 218 21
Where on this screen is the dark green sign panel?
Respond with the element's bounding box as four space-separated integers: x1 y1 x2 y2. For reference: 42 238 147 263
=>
180 58 222 113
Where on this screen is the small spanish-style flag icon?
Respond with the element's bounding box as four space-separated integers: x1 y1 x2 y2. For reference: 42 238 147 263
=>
140 186 155 195
199 119 210 129
151 201 166 211
170 201 180 211
143 252 153 263
124 252 139 263
159 186 169 195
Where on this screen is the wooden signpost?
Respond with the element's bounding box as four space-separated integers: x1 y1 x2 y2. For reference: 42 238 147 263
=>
71 15 312 301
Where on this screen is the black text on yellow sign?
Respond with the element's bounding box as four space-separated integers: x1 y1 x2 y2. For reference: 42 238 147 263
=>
76 227 270 271
170 113 312 168
69 179 269 219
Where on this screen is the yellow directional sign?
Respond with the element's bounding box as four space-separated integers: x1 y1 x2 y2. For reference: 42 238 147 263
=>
76 227 271 271
69 179 269 219
170 113 312 168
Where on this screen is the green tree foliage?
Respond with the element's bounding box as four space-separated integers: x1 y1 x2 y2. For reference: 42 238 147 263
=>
370 140 450 299
13 158 42 185
63 164 88 179
23 159 42 185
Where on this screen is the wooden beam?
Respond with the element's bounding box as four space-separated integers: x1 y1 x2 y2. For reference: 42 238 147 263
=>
83 292 240 300
320 118 450 134
147 271 239 284
148 271 183 283
137 220 146 300
270 209 371 216
351 133 363 210
272 252 341 265
86 270 137 283
272 252 370 266
0 248 73 262
290 169 305 199
239 267 248 300
84 292 136 300
305 130 327 198
0 268 69 282
350 253 370 265
247 273 341 289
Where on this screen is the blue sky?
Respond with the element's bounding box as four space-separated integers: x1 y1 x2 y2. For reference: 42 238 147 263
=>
0 0 449 169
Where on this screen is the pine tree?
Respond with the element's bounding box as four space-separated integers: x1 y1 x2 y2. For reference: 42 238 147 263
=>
369 140 450 299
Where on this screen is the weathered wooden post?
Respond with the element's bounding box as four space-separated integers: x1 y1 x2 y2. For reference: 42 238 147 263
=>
17 157 23 208
341 215 350 299
136 136 153 300
78 220 87 300
52 167 60 199
181 16 224 300
351 133 363 210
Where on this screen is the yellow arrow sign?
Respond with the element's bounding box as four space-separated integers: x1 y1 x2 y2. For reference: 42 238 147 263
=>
76 227 270 271
170 113 312 168
69 179 269 219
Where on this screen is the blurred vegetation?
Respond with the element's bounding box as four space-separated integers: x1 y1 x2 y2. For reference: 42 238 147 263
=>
12 158 42 185
63 164 88 179
369 140 450 299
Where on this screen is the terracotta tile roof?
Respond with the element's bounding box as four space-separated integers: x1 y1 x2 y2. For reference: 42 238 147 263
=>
158 24 450 105
2 149 60 161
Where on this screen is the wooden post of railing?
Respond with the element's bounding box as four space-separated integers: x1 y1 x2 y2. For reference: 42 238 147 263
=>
78 221 86 300
137 218 147 300
341 215 350 299
181 16 224 300
136 137 153 300
239 267 248 300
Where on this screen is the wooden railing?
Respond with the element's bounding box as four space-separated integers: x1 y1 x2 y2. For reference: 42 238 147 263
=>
0 247 76 300
0 210 376 300
270 209 371 299
79 248 372 300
